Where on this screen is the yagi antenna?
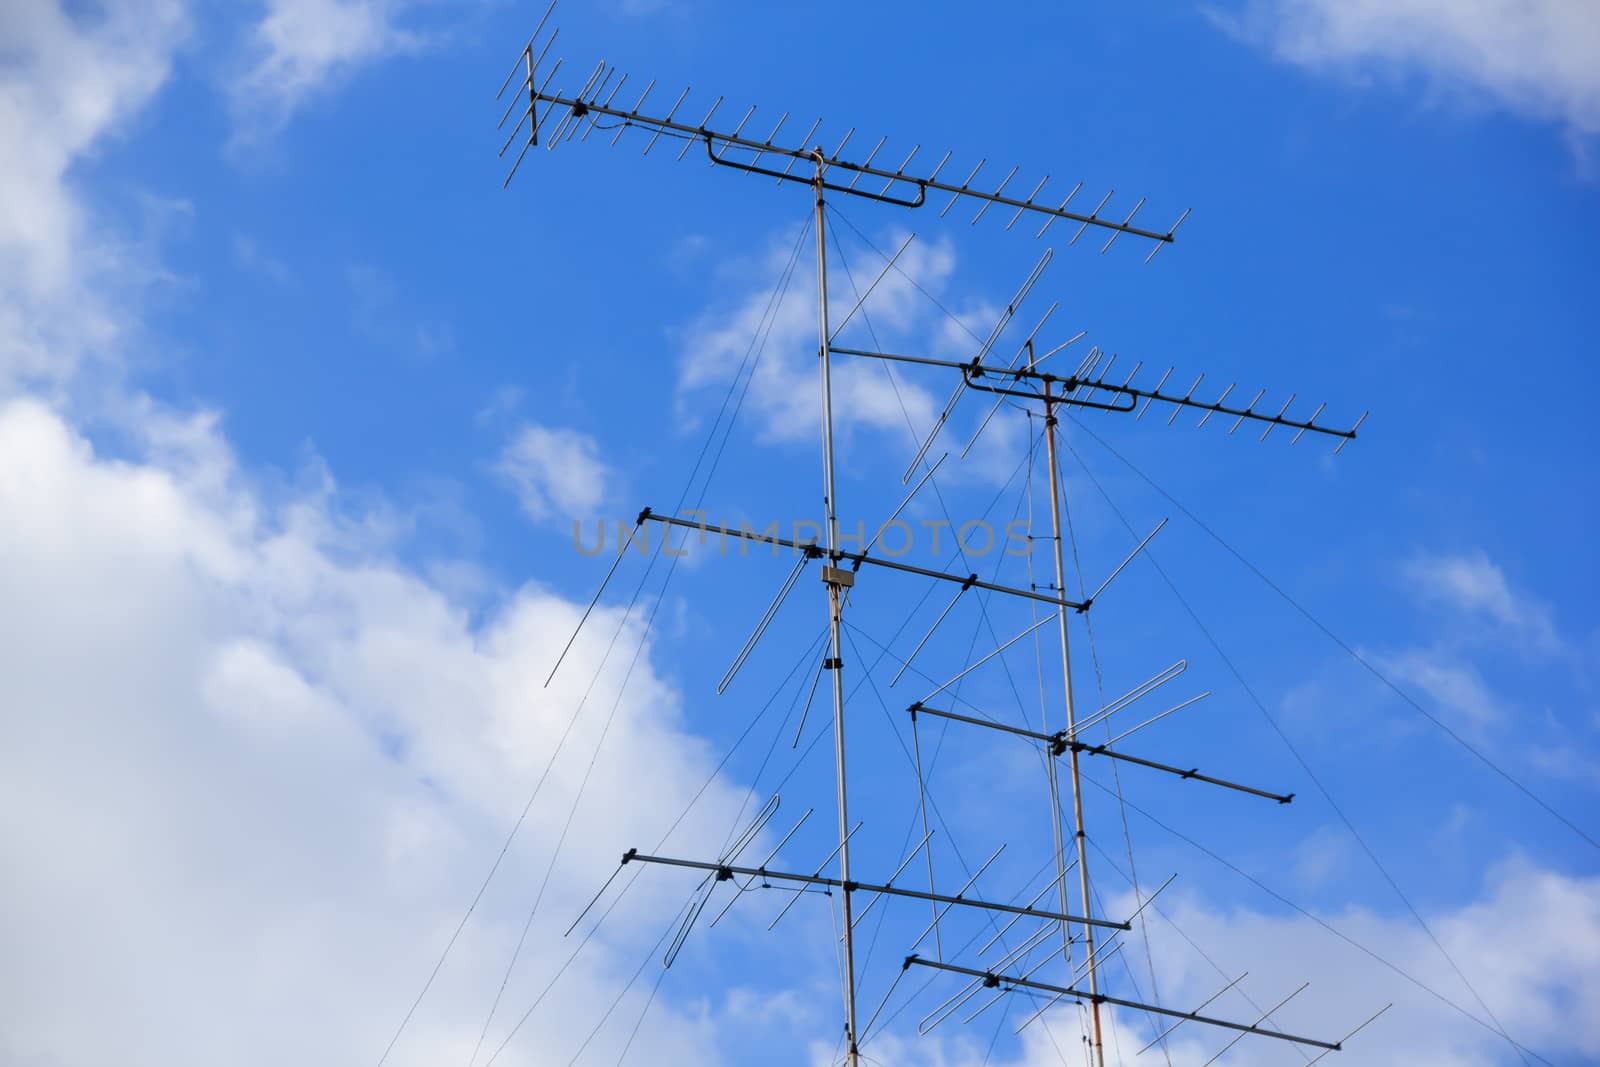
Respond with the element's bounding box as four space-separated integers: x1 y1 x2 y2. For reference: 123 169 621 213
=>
497 4 1188 255
472 8 1384 1067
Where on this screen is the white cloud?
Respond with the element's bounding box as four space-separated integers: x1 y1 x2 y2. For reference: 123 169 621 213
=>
496 422 612 522
676 228 1041 484
1216 0 1600 139
1404 551 1562 655
0 0 187 387
1378 648 1502 733
852 856 1600 1066
231 0 427 142
0 395 755 1066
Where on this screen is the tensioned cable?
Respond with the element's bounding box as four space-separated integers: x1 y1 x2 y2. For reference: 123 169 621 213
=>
454 212 817 1065
828 208 1572 1060
828 204 1037 729
1063 438 1534 1067
826 217 1060 1011
1079 772 1556 1067
492 202 1049 1062
1083 832 1313 1063
1063 413 1598 853
480 216 823 1066
1054 423 1176 1067
824 207 1115 1066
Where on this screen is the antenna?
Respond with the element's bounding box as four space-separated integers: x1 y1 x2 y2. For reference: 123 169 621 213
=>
497 4 1189 255
487 7 1379 1067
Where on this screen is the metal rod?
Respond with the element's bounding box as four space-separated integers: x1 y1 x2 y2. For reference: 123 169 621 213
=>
1199 983 1311 1066
1229 388 1267 435
902 958 1339 1050
749 111 788 168
709 808 815 928
1303 1004 1392 1065
581 72 627 141
717 555 810 693
829 232 916 342
908 845 1011 952
610 78 653 145
976 867 1075 956
1138 368 1173 419
891 585 967 686
1292 402 1327 445
1169 374 1204 426
918 615 1054 705
850 830 934 928
1008 175 1050 230
644 512 1088 612
642 85 691 154
792 655 826 748
543 518 644 686
866 452 945 556
942 159 986 217
1071 188 1115 245
1137 972 1249 1053
811 154 861 1067
910 701 1292 802
847 135 887 189
1260 393 1296 442
972 165 1018 223
1145 206 1192 263
766 822 862 930
1196 383 1234 428
779 118 822 180
1335 411 1368 454
677 95 724 160
1099 197 1144 253
625 853 1129 930
910 707 942 959
1035 182 1082 239
1041 376 1105 1067
879 144 920 195
1099 690 1210 747
1084 517 1167 606
505 80 1180 242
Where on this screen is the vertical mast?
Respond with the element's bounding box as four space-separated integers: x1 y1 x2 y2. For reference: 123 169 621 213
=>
1041 368 1106 1066
814 151 861 1067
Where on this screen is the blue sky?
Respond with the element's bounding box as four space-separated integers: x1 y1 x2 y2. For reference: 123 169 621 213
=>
2 2 1598 1066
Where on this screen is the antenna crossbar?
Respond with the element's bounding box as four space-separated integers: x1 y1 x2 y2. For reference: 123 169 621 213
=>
830 345 1361 445
499 31 1185 250
902 957 1340 1051
910 703 1294 803
621 851 1130 931
642 510 1089 611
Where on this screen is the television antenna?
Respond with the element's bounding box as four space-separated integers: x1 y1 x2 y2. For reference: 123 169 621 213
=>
492 6 1378 1065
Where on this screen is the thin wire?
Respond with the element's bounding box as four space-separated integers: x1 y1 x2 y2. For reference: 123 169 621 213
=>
829 204 1037 730
472 212 814 1063
833 201 1570 1063
1054 433 1174 1067
1079 772 1556 1067
1083 833 1311 1063
1064 441 1538 1067
1065 413 1598 853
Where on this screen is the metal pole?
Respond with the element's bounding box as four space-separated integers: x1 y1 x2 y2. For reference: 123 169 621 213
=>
1040 355 1105 1067
814 151 861 1067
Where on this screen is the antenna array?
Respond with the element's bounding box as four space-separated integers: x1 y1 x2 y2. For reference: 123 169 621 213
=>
487 6 1379 1067
497 4 1189 260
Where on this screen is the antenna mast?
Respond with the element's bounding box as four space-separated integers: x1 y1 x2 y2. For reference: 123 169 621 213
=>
1040 362 1105 1065
811 149 863 1064
495 5 1377 1062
